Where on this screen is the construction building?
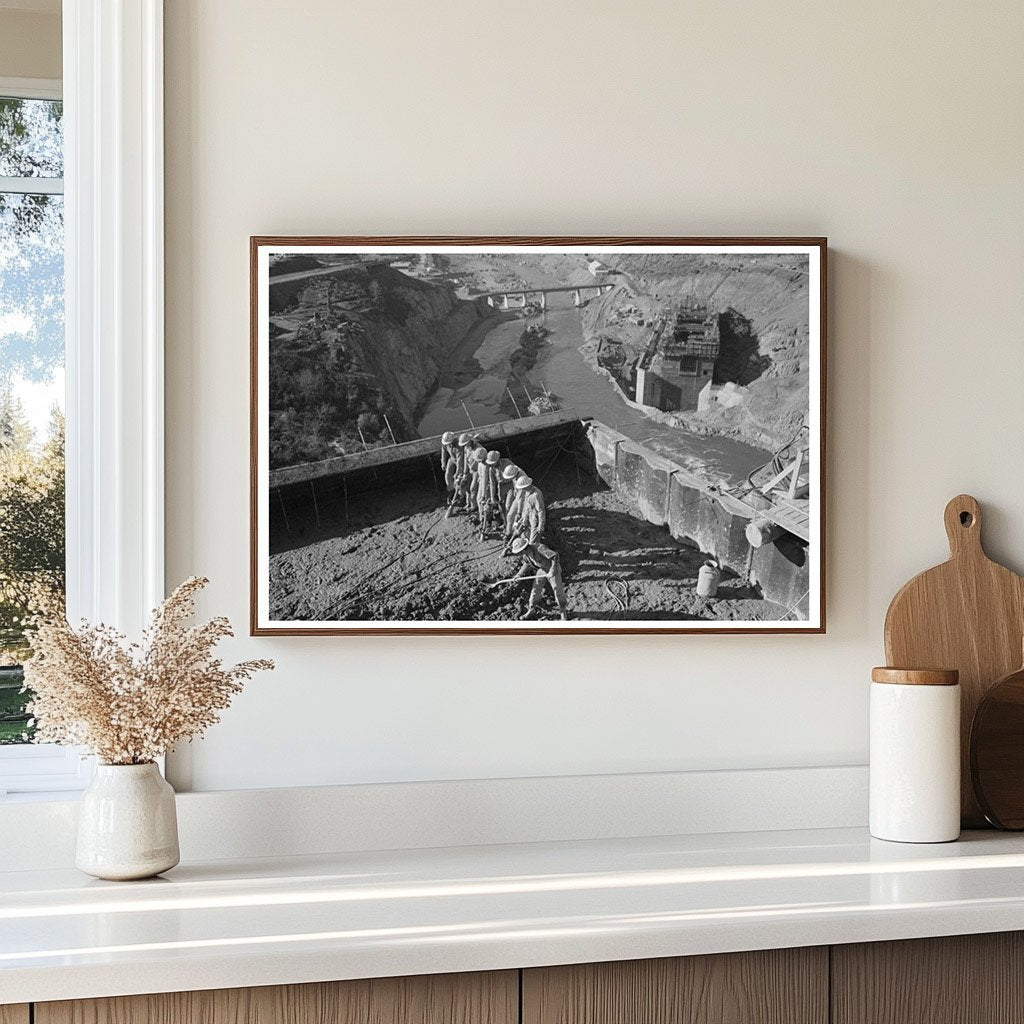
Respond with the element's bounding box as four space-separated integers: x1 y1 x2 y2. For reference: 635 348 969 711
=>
634 303 720 412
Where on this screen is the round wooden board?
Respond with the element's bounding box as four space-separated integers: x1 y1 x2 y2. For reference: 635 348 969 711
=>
971 664 1024 829
884 495 1024 826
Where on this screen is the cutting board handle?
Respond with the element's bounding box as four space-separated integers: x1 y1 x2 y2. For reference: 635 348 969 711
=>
944 494 983 559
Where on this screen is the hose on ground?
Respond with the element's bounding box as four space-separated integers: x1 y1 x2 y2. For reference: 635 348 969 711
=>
604 577 629 613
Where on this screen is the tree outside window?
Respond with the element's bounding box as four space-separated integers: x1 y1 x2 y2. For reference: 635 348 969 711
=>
0 94 65 744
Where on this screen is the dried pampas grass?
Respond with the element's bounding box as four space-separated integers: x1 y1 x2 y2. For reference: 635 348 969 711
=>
23 577 273 765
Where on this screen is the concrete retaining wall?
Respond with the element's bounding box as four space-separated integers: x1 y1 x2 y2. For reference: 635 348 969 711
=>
272 411 584 491
584 421 810 618
272 412 586 535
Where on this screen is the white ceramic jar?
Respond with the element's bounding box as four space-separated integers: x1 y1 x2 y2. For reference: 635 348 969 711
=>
76 762 180 880
870 667 960 843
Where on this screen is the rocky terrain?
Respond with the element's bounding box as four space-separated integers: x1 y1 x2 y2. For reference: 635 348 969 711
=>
268 264 485 468
267 250 811 470
580 253 811 451
268 457 776 623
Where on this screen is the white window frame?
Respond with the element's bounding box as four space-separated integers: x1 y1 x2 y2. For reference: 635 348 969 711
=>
0 0 165 797
0 74 82 796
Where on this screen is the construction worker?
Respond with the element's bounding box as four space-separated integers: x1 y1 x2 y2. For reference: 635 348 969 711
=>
509 474 546 544
506 535 570 621
503 469 526 544
477 450 502 536
467 445 488 517
440 431 458 502
497 462 520 524
471 446 490 521
447 432 474 519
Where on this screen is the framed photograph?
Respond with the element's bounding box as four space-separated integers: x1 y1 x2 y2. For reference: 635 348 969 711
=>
251 237 826 635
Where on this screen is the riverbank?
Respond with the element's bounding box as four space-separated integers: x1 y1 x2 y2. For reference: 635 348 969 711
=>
416 299 772 487
431 309 518 391
578 336 781 452
526 308 771 487
576 298 782 453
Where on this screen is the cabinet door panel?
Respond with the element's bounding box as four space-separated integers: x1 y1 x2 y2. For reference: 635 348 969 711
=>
36 971 518 1024
523 948 827 1024
832 932 1024 1024
0 1007 29 1024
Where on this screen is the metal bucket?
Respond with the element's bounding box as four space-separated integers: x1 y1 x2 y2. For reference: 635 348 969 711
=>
696 560 721 598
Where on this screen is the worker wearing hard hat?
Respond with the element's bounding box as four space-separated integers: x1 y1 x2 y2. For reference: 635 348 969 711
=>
460 444 477 517
466 445 485 519
440 431 458 505
497 462 520 523
510 474 546 545
476 450 502 536
504 469 527 542
508 535 569 621
447 432 475 519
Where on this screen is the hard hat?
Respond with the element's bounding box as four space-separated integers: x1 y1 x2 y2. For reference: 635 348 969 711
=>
486 450 500 465
441 431 455 445
502 464 521 480
474 446 487 461
457 432 472 446
510 536 530 554
514 475 533 489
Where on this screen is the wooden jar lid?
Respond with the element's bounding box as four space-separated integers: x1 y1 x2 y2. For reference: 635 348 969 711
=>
871 667 960 686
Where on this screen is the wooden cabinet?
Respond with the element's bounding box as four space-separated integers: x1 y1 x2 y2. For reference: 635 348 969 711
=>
832 932 1024 1024
34 971 518 1024
14 933 1024 1024
522 948 828 1024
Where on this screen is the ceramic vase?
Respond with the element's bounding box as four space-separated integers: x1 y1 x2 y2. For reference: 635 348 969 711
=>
76 762 180 880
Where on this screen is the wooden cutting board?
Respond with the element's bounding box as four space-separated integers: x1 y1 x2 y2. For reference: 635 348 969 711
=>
884 494 1024 826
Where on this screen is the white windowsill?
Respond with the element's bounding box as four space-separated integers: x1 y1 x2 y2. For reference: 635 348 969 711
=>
0 745 94 799
0 789 85 804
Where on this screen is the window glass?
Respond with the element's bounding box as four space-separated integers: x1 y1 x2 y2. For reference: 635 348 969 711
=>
0 97 65 745
0 97 63 178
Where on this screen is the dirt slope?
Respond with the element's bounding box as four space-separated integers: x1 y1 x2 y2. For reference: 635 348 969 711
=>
269 459 777 623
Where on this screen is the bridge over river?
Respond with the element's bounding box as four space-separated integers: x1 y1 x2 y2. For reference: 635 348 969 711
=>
478 282 614 310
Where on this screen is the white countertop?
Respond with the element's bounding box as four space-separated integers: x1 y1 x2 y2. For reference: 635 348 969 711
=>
4 826 1024 1004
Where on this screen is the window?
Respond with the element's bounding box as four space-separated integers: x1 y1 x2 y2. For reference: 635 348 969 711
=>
1 5 167 798
0 80 79 794
0 84 64 743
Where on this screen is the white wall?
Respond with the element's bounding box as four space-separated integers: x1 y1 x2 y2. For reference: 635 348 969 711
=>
0 6 61 80
164 0 1024 792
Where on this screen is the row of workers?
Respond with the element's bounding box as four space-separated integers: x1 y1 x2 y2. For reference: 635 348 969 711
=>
439 431 569 621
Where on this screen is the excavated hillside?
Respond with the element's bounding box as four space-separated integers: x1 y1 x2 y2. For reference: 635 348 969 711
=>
268 265 485 468
268 251 811 468
580 253 811 451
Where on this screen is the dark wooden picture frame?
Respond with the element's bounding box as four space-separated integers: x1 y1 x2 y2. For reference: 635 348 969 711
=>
251 237 827 635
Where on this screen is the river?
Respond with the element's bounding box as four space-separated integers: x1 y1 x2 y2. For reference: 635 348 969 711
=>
416 298 771 487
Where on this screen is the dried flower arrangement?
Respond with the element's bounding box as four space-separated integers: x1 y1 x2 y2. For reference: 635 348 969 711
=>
23 577 273 765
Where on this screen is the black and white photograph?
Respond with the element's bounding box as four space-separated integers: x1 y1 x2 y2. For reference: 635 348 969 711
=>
251 239 825 634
